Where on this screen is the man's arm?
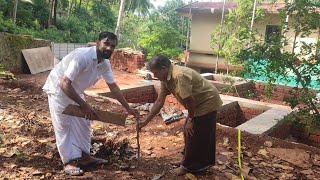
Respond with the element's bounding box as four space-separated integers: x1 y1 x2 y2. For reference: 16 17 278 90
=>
139 93 166 129
181 96 196 120
107 82 139 117
60 75 96 119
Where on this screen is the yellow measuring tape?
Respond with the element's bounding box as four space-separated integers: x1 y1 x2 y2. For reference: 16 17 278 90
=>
238 128 244 180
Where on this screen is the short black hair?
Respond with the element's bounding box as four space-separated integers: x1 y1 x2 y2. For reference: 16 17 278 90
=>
98 31 118 42
148 55 171 70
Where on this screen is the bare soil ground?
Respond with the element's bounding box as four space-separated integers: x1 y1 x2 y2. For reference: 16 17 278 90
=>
1 70 320 179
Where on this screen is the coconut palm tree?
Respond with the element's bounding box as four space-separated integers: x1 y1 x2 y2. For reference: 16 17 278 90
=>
115 0 152 37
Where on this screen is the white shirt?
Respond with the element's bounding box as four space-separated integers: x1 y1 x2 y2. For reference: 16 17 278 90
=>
43 46 115 96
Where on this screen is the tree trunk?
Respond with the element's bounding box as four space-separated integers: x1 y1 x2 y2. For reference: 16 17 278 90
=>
48 0 54 26
68 0 73 17
215 0 226 74
78 0 82 13
13 0 18 23
53 0 58 25
115 0 126 37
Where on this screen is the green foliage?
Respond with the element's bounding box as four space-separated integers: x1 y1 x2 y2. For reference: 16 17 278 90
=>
210 0 264 65
0 12 21 34
118 13 146 49
138 22 184 59
237 0 320 128
0 0 117 43
133 0 187 59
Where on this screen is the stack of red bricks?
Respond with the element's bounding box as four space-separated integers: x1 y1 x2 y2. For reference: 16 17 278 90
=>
110 48 146 73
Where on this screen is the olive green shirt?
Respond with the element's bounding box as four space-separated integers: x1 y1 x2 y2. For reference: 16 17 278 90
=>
160 65 223 117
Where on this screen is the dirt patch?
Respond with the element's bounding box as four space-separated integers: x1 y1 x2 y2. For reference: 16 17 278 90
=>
1 71 320 179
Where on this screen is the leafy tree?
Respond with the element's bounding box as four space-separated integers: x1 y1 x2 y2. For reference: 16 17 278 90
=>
210 0 264 73
237 0 320 129
117 13 146 49
138 21 185 59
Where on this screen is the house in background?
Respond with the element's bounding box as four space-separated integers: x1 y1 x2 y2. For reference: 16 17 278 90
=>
176 1 319 73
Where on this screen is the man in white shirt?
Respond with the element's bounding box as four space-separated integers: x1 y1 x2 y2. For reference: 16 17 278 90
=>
43 32 139 176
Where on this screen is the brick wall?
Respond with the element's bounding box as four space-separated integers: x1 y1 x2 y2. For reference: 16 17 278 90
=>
290 126 320 147
110 49 146 73
217 104 239 127
240 107 265 120
103 85 157 103
255 83 292 101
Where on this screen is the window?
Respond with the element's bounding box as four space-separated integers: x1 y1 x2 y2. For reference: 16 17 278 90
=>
265 25 280 43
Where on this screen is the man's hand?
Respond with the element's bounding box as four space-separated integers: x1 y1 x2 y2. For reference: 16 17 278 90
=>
127 108 139 118
80 102 97 120
184 118 194 137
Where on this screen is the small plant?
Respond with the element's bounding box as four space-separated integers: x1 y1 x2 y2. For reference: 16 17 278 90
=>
15 150 26 162
222 77 240 97
245 89 258 99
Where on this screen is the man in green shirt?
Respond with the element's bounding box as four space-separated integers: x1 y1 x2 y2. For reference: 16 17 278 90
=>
139 55 223 176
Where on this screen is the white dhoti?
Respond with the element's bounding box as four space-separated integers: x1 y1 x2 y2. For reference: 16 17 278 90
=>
48 93 91 164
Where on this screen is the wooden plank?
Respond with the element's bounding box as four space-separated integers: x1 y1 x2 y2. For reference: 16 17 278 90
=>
62 104 127 126
22 46 54 74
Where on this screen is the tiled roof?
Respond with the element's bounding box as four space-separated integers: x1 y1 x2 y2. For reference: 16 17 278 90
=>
176 2 286 14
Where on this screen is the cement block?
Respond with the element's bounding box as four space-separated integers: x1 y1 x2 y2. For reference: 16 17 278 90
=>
236 108 292 135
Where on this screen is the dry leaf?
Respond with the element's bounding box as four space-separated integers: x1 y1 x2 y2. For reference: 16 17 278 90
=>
267 148 310 168
152 173 164 180
223 137 230 146
185 173 197 180
224 172 241 180
301 169 313 175
272 163 294 170
221 152 235 157
264 141 272 147
257 149 269 157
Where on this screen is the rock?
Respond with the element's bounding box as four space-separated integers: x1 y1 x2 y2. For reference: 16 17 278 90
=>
264 141 273 147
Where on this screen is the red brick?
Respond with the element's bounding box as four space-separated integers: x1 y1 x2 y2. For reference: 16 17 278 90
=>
309 135 320 143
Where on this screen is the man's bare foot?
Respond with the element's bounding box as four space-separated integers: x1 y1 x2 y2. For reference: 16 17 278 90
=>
170 166 187 176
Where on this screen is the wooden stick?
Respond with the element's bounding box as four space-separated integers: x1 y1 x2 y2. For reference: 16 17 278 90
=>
136 117 141 166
